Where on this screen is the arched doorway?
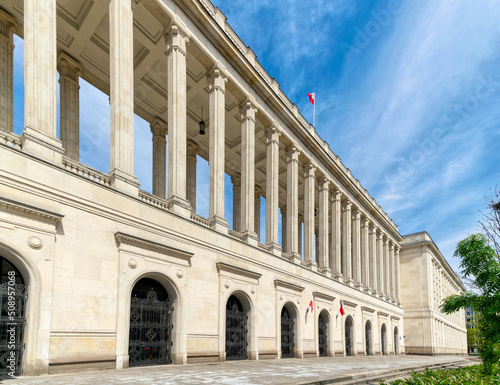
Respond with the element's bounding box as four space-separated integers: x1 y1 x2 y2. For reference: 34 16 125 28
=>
394 326 399 355
345 316 354 356
281 304 296 358
128 278 173 367
225 295 248 360
381 324 387 355
365 321 372 356
318 311 329 357
0 257 27 377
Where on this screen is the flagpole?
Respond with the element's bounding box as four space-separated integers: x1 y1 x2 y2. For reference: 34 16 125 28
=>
313 97 316 127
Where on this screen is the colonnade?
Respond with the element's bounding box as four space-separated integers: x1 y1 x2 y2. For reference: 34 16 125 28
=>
0 1 401 305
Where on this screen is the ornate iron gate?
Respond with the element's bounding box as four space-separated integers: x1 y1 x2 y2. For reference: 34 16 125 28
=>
0 282 26 377
281 307 295 358
381 325 386 355
225 296 248 360
318 314 328 357
345 318 352 356
128 288 173 367
365 322 371 355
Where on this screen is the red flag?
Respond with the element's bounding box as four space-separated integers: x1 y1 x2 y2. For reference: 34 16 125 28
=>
307 92 315 105
309 297 314 313
339 301 345 316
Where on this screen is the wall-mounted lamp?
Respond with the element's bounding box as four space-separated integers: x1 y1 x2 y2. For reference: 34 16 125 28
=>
199 106 206 135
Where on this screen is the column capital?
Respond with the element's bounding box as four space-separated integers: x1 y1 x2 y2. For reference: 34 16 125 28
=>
286 144 301 161
352 208 361 220
361 216 370 228
319 177 330 191
369 222 377 234
165 24 189 56
187 139 199 157
342 199 352 211
389 240 395 250
0 9 17 36
303 162 316 177
331 189 342 202
150 118 168 138
383 235 389 245
376 228 383 239
265 124 281 143
231 173 241 187
57 52 82 79
239 99 257 121
207 65 228 94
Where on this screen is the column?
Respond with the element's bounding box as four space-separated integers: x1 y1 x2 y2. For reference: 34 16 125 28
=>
166 25 191 215
58 53 82 161
186 140 198 212
342 200 353 285
22 0 64 163
303 162 317 269
265 125 281 254
377 230 384 299
285 146 300 262
0 10 16 133
389 241 395 303
395 247 401 305
352 209 362 289
383 236 390 300
370 224 378 297
240 101 258 243
231 174 241 232
331 190 342 281
318 177 330 276
281 206 287 253
208 66 228 231
298 214 303 259
254 186 261 241
150 118 168 198
361 216 371 293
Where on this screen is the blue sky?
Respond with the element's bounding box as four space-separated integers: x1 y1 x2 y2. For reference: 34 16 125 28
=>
10 0 500 279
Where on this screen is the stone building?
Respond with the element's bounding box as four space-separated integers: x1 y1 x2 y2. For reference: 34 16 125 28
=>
400 232 467 355
0 0 464 378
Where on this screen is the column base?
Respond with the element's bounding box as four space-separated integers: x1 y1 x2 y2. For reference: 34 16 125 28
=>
115 354 129 369
209 215 229 234
24 358 49 376
318 267 332 278
241 230 258 246
302 260 317 271
21 126 64 164
248 351 258 360
373 291 380 298
110 168 140 196
333 273 344 283
167 195 192 218
171 352 187 364
284 251 301 264
364 286 372 295
379 294 386 301
344 278 354 287
266 242 282 256
355 282 364 291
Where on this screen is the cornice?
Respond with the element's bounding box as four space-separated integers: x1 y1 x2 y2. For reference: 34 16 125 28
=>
216 262 262 282
361 306 376 313
274 279 304 293
313 291 335 302
0 197 64 224
341 300 358 308
378 311 389 317
114 232 193 263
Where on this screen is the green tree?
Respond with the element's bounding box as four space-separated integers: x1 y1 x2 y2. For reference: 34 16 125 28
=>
441 233 500 374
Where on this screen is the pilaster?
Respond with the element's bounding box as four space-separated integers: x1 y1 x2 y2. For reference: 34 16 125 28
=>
207 66 229 232
298 213 303 259
361 216 371 294
369 224 378 297
318 177 331 276
265 125 281 255
395 247 401 305
384 236 391 301
303 162 317 270
331 190 343 282
186 140 198 211
166 24 191 217
352 209 362 289
22 0 64 164
285 146 301 263
377 230 384 299
342 200 353 286
231 174 241 232
281 206 287 253
150 118 168 198
254 186 261 241
0 9 16 133
389 241 396 303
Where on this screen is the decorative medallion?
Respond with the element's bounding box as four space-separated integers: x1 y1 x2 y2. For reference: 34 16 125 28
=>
279 294 284 301
297 298 301 304
27 236 42 250
176 269 183 279
224 281 230 289
127 258 137 269
250 287 255 294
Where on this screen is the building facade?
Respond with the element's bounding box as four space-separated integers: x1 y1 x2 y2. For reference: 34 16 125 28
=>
400 232 467 355
0 0 463 378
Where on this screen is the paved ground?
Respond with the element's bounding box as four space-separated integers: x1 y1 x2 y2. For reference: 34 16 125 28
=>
1 355 474 385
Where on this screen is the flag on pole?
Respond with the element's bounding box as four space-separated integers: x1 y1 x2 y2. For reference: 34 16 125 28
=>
307 92 316 127
308 296 314 313
307 92 315 105
339 301 345 316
